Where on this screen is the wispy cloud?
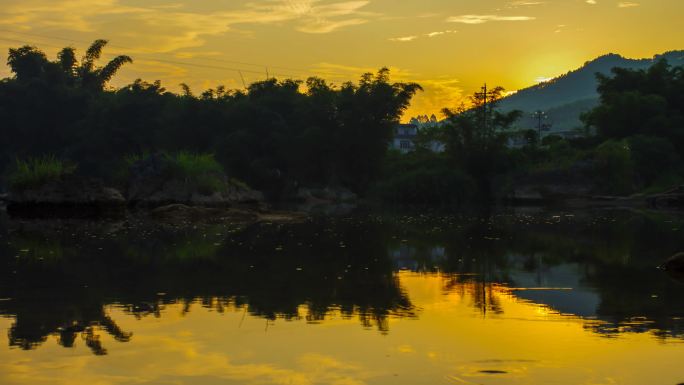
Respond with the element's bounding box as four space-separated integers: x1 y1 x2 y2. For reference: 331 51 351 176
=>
270 0 376 33
618 2 639 7
417 12 441 18
508 1 545 6
0 0 376 54
425 30 457 38
389 30 457 43
586 0 597 4
446 15 536 24
389 35 418 42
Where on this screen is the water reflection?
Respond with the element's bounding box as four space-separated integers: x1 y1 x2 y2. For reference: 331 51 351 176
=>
1 209 684 356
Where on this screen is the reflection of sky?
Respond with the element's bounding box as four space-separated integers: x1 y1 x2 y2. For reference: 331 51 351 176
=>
1 273 684 385
389 245 446 270
388 246 602 317
507 261 600 318
2 212 684 384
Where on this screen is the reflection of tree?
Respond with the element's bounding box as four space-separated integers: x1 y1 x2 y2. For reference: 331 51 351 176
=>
443 276 505 316
584 318 684 340
371 210 684 337
6 296 132 355
0 218 415 354
2 209 684 355
499 212 684 339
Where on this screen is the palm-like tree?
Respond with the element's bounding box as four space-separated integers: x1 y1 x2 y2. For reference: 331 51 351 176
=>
57 39 132 90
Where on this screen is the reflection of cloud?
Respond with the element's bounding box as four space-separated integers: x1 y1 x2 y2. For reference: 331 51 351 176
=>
0 311 379 385
446 15 536 24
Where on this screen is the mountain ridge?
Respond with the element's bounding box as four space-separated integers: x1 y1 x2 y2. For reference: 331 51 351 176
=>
498 50 684 132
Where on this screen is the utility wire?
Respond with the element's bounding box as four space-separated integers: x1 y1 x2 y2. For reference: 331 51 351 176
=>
0 28 357 80
0 35 299 78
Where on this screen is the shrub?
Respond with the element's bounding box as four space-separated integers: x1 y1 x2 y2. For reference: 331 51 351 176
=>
165 152 225 194
372 166 476 206
592 140 634 195
541 134 564 146
8 156 76 191
628 135 681 188
123 152 149 167
122 151 249 195
167 152 224 178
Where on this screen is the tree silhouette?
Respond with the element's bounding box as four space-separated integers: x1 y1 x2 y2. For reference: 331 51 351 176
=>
8 39 131 90
66 39 133 90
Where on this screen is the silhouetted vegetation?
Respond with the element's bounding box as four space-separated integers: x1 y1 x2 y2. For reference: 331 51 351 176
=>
372 86 523 204
2 210 684 354
581 60 684 192
375 58 684 203
1 40 683 205
0 41 420 200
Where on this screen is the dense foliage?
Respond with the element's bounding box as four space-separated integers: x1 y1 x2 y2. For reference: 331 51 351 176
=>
0 41 421 198
581 60 684 193
376 59 684 203
1 40 683 204
373 86 523 204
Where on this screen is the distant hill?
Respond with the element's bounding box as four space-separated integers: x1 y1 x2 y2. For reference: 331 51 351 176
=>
499 50 684 133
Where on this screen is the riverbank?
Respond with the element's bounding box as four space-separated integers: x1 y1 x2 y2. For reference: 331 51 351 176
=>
506 184 684 210
2 177 683 222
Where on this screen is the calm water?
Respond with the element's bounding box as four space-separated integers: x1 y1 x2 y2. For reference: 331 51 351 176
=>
1 208 684 385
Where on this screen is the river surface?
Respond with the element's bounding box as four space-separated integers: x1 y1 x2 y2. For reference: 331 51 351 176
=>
1 208 684 385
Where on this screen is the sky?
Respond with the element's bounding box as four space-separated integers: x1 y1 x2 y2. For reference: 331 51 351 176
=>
0 0 682 120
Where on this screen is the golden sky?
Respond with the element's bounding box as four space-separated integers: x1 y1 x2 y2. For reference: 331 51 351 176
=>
1 0 682 119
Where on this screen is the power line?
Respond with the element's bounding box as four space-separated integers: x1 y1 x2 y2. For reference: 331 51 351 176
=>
0 28 388 92
0 28 355 79
0 34 300 79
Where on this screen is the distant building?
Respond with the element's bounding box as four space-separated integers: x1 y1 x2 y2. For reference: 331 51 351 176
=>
505 127 589 148
555 130 587 140
389 124 419 154
506 131 532 149
389 123 445 154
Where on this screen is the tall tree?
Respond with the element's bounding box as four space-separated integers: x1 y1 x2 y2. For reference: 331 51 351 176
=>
439 86 521 196
582 59 684 146
75 39 132 90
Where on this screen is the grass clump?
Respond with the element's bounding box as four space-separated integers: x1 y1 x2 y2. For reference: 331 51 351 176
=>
122 151 250 195
168 152 223 177
8 156 77 191
166 152 226 195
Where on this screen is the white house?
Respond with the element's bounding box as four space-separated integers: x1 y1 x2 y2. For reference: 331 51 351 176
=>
389 124 419 153
389 123 446 154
